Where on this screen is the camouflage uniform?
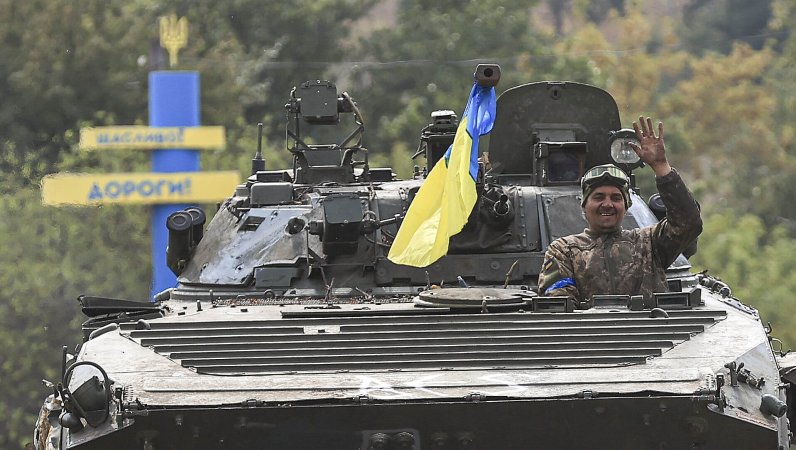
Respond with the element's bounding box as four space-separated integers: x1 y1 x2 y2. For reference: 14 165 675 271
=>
537 168 702 305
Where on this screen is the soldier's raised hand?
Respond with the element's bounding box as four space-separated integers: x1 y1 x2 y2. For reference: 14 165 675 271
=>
629 116 672 177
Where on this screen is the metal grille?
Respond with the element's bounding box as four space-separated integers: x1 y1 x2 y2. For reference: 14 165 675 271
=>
124 309 726 375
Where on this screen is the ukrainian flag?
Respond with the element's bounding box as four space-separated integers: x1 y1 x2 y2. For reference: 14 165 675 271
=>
387 82 497 267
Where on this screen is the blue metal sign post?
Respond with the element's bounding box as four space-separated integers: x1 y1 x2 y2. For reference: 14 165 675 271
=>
149 71 200 298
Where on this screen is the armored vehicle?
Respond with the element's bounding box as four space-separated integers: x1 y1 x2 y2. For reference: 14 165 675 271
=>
35 64 796 449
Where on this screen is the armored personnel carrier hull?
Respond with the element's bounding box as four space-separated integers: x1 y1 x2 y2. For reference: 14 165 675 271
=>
34 66 794 450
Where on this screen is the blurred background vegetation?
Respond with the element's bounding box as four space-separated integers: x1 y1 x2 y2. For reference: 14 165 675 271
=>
2 0 795 446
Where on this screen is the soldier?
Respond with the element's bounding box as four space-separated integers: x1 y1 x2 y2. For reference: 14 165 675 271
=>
537 117 702 307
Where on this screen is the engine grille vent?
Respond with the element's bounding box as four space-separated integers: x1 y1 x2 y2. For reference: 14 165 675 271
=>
124 310 726 375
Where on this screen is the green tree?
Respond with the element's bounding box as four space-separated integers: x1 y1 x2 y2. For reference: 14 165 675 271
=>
347 0 606 177
551 3 691 195
0 2 151 445
0 1 376 446
657 43 796 224
0 190 151 448
0 1 155 191
163 0 378 148
691 212 796 347
764 0 796 233
557 5 689 117
680 0 775 54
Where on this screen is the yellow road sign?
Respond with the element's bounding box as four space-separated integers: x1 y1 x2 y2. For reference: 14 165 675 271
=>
41 171 240 205
79 126 226 150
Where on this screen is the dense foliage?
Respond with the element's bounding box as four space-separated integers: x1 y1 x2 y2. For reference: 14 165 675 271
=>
1 0 795 447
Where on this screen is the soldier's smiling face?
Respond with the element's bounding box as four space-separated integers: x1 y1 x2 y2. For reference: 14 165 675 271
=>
583 185 626 233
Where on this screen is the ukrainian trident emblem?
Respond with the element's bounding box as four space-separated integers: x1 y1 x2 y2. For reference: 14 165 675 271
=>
159 14 188 68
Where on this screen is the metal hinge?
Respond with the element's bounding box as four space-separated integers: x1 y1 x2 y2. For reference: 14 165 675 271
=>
465 392 487 402
240 399 264 407
353 394 372 404
577 390 597 399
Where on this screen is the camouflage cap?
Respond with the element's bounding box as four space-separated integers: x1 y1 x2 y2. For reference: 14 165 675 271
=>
581 164 632 208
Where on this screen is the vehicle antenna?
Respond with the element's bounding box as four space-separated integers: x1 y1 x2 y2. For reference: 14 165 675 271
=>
251 122 265 175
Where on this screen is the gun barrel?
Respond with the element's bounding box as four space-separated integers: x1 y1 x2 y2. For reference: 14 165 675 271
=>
475 64 501 87
493 194 510 216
